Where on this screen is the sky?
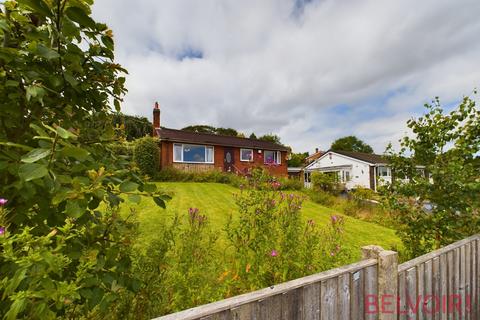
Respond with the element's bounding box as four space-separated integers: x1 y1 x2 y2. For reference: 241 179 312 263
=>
92 0 480 154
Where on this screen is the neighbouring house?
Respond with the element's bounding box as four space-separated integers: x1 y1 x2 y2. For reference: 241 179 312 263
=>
287 167 303 179
303 150 393 191
305 148 325 164
152 103 289 177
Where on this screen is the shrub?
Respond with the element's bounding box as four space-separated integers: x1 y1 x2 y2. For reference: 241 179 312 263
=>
134 137 160 177
305 189 337 207
226 172 348 291
311 172 343 194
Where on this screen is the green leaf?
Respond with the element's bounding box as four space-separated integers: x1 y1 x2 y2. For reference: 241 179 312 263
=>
30 123 48 137
65 6 96 29
25 85 46 105
61 146 89 161
65 200 87 218
101 35 114 50
56 126 77 139
119 181 138 193
36 44 60 59
153 197 166 209
128 194 141 204
0 142 33 151
19 163 48 181
143 183 157 193
21 148 51 163
17 0 52 17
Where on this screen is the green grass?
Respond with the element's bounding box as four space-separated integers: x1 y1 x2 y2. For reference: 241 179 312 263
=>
124 182 402 260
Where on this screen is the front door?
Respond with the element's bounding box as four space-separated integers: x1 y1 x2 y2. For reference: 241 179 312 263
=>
224 148 234 172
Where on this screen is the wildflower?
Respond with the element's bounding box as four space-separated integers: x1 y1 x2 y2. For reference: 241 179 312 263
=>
330 251 335 257
0 198 7 206
245 263 251 273
0 227 5 236
331 215 338 223
270 199 276 207
307 219 315 226
271 181 281 189
270 249 278 257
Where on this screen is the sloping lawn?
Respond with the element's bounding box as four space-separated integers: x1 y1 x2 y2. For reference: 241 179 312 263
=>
125 182 401 260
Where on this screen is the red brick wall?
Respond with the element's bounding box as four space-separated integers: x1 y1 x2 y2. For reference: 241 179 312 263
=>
159 142 287 177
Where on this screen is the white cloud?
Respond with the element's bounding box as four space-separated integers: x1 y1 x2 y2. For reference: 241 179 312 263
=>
92 0 480 154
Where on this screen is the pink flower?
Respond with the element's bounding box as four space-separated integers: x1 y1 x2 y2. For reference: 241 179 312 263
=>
0 198 7 206
271 181 281 189
270 249 278 257
0 227 5 236
331 215 338 223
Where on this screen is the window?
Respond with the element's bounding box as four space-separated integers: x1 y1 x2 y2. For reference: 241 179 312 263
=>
264 150 281 164
377 166 390 177
240 149 253 162
173 144 214 163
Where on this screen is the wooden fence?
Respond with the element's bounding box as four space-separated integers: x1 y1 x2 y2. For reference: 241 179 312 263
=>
154 234 480 320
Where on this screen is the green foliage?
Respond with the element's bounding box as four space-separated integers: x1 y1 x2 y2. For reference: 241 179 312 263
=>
331 135 374 154
226 174 348 291
134 136 160 177
113 113 152 141
383 95 480 258
258 133 282 145
155 167 245 186
311 171 343 193
287 152 309 167
305 189 337 207
181 125 238 137
249 132 257 139
0 1 169 317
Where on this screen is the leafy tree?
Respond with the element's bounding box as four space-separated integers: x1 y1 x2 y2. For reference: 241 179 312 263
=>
287 152 309 167
0 0 168 317
383 95 480 258
113 113 152 140
249 132 257 139
216 127 238 136
181 125 239 137
182 125 217 134
331 136 374 153
258 133 282 145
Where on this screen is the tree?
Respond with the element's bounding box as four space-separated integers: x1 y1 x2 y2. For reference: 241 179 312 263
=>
182 125 238 136
331 136 374 153
249 132 257 139
258 133 282 145
383 95 480 258
287 152 309 167
0 1 167 317
113 113 152 140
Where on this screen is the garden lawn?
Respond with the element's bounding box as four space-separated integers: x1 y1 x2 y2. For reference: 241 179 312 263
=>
125 182 402 260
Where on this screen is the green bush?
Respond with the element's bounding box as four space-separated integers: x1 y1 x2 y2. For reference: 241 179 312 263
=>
311 172 343 194
305 189 337 207
134 137 160 177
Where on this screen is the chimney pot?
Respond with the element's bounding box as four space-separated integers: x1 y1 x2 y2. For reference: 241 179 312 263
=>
315 147 319 153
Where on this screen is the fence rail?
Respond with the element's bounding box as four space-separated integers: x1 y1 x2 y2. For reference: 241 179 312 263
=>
154 234 480 320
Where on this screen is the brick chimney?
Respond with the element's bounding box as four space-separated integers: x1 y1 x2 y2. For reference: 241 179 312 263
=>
153 102 160 136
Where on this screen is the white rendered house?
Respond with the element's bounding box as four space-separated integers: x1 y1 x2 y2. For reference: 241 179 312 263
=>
303 150 392 191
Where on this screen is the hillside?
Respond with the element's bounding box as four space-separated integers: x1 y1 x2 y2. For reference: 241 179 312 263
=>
124 182 401 260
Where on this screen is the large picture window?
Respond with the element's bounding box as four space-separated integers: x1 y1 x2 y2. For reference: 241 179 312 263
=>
240 149 253 162
264 150 281 164
173 144 214 163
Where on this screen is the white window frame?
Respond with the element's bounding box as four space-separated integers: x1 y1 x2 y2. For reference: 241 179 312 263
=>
173 143 214 164
377 166 391 177
240 148 254 162
264 150 282 165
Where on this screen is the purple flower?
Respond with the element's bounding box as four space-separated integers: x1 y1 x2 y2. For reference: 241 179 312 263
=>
271 199 276 207
0 227 5 236
0 198 7 206
270 249 278 257
331 215 338 223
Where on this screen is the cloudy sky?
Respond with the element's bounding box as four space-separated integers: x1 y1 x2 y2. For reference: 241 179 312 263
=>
92 0 480 154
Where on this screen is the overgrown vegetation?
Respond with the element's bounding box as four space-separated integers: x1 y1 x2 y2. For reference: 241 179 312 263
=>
0 1 168 318
382 95 480 259
124 171 349 318
134 136 160 177
113 113 152 141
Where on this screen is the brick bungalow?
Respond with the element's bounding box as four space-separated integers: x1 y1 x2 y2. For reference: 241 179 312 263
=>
152 103 289 177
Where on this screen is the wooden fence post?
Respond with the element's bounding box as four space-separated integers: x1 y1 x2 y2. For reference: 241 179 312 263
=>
362 245 398 320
